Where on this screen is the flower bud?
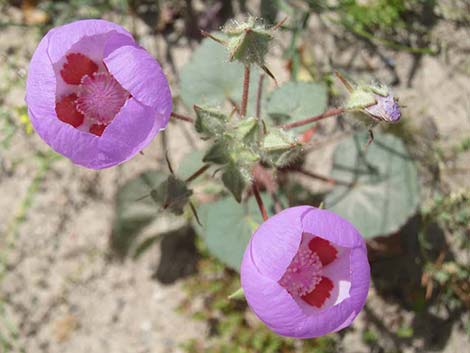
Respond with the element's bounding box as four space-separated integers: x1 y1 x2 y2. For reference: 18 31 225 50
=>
346 84 401 123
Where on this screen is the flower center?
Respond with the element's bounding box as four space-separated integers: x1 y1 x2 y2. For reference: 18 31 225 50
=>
55 52 129 136
278 234 338 308
278 243 322 297
76 72 129 125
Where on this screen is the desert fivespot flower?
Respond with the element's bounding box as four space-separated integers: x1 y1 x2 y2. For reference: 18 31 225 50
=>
26 19 172 169
240 206 370 338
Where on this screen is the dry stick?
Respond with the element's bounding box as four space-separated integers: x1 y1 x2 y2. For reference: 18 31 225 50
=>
252 183 269 221
171 111 194 123
280 107 345 130
185 164 210 183
295 168 354 187
241 65 251 117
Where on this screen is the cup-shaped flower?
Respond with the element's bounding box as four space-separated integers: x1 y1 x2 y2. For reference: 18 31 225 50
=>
26 19 172 169
240 206 370 338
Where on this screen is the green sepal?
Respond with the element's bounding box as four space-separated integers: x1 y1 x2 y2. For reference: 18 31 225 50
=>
203 141 231 165
232 116 260 145
223 17 273 67
369 84 389 97
261 128 302 167
228 287 245 300
346 88 377 110
194 105 228 139
346 84 391 110
150 175 193 215
222 163 249 203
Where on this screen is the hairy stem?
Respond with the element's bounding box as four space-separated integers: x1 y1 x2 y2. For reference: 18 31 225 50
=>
185 164 210 183
241 65 250 117
295 168 354 187
280 107 345 130
252 183 268 221
171 111 194 123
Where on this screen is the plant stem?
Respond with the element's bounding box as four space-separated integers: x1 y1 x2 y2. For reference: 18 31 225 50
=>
280 107 345 130
256 74 265 118
241 65 250 117
295 168 353 187
171 111 194 123
252 183 268 221
185 164 210 183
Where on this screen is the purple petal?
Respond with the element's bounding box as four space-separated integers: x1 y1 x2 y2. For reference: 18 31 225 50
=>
241 206 370 338
26 19 172 169
26 32 56 121
46 19 132 64
365 94 401 123
301 208 364 248
28 98 167 169
249 206 309 281
104 45 172 122
242 242 368 338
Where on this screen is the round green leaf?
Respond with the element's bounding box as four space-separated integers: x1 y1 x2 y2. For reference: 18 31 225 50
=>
111 170 167 258
266 81 327 133
180 37 262 116
195 194 276 271
325 132 420 238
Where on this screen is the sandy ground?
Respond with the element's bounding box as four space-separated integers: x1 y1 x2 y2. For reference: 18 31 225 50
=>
0 4 469 353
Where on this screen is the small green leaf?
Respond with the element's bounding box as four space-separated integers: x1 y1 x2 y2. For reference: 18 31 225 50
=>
266 81 327 133
222 164 248 203
194 105 228 139
325 132 420 238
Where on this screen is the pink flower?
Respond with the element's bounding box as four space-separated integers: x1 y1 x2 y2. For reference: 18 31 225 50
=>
26 19 172 169
241 206 370 338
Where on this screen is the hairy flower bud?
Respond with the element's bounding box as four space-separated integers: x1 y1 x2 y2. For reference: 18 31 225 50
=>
346 84 401 124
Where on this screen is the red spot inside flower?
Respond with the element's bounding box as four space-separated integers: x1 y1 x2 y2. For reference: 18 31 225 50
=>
308 237 337 266
89 124 107 136
55 94 84 128
61 53 99 85
301 276 333 308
